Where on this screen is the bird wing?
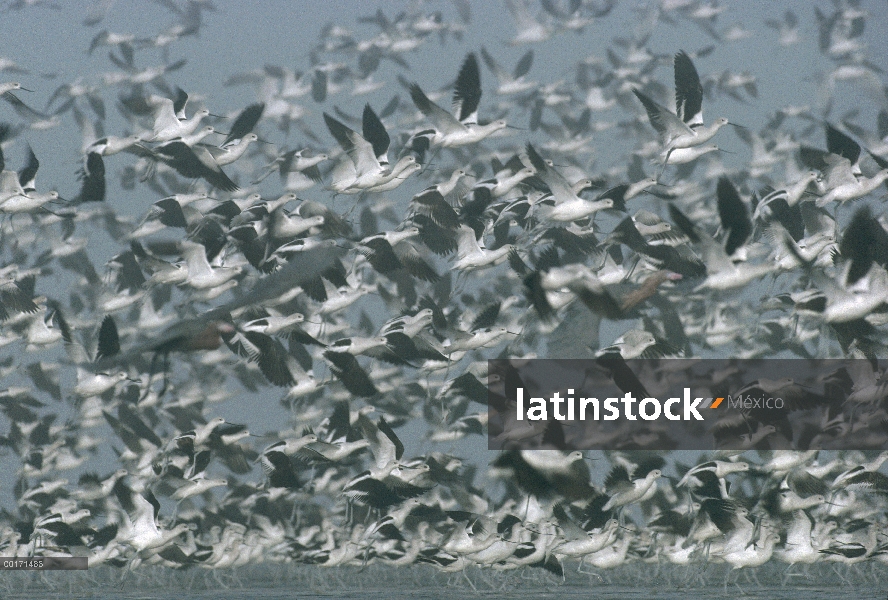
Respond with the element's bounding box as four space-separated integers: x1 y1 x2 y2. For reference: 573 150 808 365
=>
716 177 752 257
633 88 692 142
452 53 482 124
361 103 390 165
323 112 379 176
222 102 264 147
674 50 704 127
409 83 465 135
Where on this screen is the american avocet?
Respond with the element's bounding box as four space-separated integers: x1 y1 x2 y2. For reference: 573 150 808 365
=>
504 0 552 45
669 203 775 290
602 464 662 511
479 46 536 95
815 168 888 207
521 143 613 222
255 147 328 189
140 141 241 191
198 132 259 166
409 53 507 147
146 92 213 142
324 107 388 182
678 460 749 488
452 224 512 272
765 9 801 46
112 480 190 556
220 102 264 147
633 51 741 166
325 109 417 193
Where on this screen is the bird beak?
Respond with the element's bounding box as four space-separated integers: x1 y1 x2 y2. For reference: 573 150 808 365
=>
728 122 746 129
19 86 35 92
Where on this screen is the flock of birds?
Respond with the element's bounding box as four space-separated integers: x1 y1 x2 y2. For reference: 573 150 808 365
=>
0 0 888 587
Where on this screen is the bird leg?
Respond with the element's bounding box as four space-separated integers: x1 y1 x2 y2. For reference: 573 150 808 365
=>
158 351 171 397
420 145 442 176
140 352 161 401
461 566 478 591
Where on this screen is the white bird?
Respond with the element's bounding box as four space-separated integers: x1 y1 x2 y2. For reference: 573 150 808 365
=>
453 225 512 272
179 241 242 290
633 51 740 164
148 94 212 143
602 466 662 511
323 105 394 191
480 46 536 95
409 53 507 147
522 143 613 222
